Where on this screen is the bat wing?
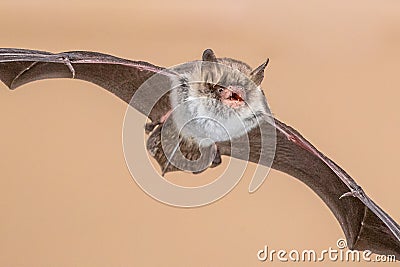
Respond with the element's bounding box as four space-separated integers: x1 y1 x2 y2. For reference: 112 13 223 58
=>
0 48 172 121
218 119 400 258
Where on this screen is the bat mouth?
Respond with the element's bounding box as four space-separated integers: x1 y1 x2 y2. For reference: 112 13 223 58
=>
229 92 244 102
219 86 246 108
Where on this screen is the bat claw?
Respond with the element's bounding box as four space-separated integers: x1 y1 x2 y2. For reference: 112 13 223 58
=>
59 53 76 78
339 185 365 199
145 110 172 134
145 121 159 134
339 191 354 199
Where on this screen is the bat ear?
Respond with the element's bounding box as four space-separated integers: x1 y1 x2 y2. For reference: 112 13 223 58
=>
250 58 269 86
202 49 217 62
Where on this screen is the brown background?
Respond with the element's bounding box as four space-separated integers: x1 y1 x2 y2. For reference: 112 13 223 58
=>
1 0 399 266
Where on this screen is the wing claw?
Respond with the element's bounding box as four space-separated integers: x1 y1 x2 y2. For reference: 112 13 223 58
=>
339 185 365 199
145 121 160 134
59 53 75 78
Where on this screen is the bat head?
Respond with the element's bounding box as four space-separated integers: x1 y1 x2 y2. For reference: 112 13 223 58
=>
169 49 271 142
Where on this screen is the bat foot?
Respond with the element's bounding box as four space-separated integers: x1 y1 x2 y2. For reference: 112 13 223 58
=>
339 185 365 199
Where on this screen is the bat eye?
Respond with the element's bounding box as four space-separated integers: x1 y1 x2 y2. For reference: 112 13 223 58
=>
215 84 224 93
207 83 225 92
206 82 214 90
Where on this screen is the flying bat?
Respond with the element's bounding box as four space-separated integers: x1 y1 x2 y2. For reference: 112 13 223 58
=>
0 48 399 259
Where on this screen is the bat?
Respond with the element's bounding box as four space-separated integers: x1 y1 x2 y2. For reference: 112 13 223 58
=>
0 48 399 259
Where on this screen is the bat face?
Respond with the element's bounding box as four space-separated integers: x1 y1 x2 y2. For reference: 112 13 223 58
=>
169 52 270 144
